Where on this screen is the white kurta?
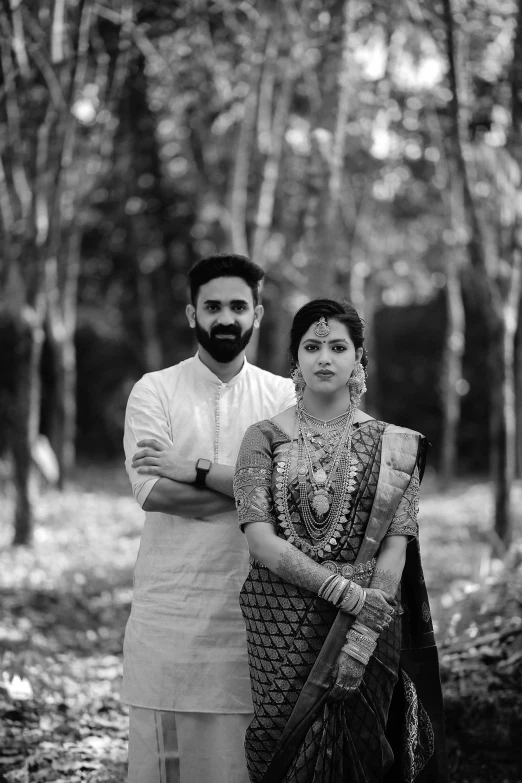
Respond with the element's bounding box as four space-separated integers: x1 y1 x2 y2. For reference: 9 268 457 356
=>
122 354 295 713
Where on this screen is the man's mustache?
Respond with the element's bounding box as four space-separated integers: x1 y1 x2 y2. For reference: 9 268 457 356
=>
211 326 241 338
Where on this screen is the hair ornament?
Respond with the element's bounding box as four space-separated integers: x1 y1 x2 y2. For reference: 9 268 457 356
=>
314 316 330 338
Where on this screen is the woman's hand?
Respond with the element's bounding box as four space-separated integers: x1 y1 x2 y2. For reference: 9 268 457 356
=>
329 649 365 701
356 587 396 633
132 439 197 483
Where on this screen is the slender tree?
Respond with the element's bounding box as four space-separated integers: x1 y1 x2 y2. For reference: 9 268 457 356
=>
0 0 134 542
511 0 522 477
428 107 466 483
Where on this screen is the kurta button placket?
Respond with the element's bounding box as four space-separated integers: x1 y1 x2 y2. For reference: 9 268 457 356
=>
214 385 223 462
220 383 232 464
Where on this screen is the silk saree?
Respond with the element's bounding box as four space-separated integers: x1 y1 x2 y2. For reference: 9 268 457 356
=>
234 419 448 783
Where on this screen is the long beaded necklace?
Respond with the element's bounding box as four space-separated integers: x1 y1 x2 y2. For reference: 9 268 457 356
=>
299 405 353 517
274 403 360 557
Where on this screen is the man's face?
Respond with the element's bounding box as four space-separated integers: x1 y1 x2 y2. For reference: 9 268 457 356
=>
186 276 263 363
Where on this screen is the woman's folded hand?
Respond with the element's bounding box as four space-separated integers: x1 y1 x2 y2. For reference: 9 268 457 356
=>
329 650 365 701
356 587 396 633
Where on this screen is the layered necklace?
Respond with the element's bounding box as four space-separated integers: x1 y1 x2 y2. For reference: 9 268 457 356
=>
274 400 360 557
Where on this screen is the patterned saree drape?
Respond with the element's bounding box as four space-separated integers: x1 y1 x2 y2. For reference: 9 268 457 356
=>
235 420 448 783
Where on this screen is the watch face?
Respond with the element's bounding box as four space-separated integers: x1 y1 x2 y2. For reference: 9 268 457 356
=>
197 459 212 472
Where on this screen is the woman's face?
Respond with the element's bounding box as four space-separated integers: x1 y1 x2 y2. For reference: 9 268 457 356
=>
297 318 363 397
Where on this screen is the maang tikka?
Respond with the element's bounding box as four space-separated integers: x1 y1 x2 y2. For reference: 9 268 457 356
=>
314 316 330 338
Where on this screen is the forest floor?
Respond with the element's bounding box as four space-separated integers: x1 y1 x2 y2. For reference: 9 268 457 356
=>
0 463 521 782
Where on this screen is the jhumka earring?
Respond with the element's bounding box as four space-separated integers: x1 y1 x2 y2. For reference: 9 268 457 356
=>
347 361 367 407
291 366 306 401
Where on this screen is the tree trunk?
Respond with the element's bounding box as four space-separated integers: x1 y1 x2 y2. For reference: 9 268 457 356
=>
46 227 81 486
362 284 380 419
250 70 295 269
259 271 293 377
48 326 77 488
427 109 466 485
228 18 270 256
248 61 296 364
491 240 521 547
439 257 465 483
136 270 164 372
490 306 517 550
309 0 354 298
516 297 522 476
11 308 45 545
349 267 379 417
510 0 522 477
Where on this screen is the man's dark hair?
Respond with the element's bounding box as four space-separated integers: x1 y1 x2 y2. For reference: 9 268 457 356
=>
188 253 264 305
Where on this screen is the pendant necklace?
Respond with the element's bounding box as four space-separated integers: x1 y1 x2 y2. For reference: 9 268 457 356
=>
299 405 353 517
294 401 357 550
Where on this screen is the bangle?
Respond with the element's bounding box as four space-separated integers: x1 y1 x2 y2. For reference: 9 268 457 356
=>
352 588 366 616
319 573 369 614
342 642 371 665
322 574 341 602
319 574 352 609
352 620 379 641
342 623 378 667
330 577 349 607
342 581 357 607
339 581 364 613
318 574 337 600
347 630 376 652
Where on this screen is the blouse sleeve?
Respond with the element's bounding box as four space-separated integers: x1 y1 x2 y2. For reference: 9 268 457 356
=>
234 423 277 532
385 464 420 539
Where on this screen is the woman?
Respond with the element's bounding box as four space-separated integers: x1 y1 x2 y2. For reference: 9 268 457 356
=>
233 299 448 783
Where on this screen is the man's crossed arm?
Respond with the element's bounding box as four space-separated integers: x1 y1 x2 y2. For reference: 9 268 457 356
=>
133 439 236 517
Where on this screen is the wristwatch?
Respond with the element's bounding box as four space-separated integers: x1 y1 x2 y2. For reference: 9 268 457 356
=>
195 458 212 487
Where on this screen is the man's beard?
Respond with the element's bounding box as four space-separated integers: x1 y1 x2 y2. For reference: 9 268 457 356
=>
195 320 254 363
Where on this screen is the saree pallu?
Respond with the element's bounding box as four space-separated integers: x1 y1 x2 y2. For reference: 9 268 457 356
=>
236 421 448 783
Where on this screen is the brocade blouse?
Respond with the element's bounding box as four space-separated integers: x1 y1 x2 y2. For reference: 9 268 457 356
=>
234 418 420 562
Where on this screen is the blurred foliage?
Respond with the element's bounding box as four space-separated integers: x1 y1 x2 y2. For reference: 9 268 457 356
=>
37 0 521 466
1 0 521 470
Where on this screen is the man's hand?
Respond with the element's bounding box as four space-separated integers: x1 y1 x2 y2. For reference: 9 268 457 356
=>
132 439 197 484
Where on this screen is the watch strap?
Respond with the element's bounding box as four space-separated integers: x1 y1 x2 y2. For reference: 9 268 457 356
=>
195 458 212 487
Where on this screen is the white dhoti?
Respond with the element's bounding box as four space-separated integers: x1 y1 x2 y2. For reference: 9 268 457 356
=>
127 707 253 783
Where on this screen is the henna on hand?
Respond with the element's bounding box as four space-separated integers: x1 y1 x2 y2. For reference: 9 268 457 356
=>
276 545 331 594
329 651 365 701
357 587 395 632
371 567 400 597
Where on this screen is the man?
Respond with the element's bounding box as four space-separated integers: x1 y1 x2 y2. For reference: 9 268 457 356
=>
122 253 295 783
